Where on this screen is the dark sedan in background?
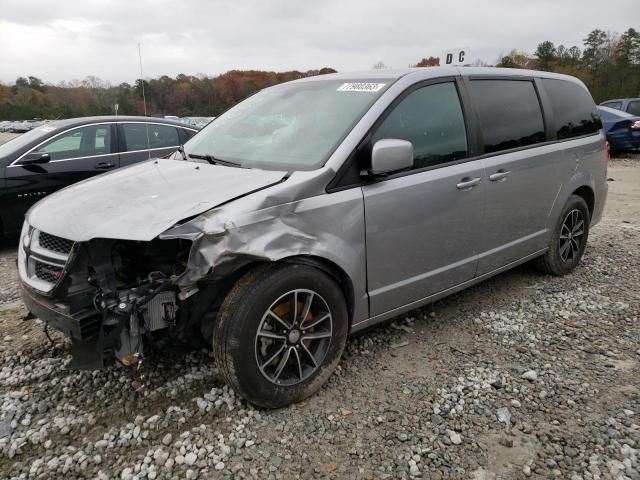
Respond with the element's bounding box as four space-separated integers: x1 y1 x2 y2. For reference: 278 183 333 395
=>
600 97 640 116
0 116 198 236
597 106 640 155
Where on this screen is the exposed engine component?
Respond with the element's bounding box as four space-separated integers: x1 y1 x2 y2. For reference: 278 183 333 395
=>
111 238 190 285
140 290 177 332
113 288 178 356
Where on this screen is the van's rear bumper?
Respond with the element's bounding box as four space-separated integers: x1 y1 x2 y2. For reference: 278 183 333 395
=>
592 180 608 227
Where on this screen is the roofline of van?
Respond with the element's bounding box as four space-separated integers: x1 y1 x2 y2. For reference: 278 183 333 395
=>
287 66 589 86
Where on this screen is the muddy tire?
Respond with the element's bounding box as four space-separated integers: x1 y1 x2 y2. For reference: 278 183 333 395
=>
213 263 348 408
535 195 590 276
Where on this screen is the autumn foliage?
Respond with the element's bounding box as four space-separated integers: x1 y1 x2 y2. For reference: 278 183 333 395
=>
0 68 337 120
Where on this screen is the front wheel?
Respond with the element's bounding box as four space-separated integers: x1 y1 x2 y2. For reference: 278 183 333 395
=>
535 194 590 276
213 264 348 408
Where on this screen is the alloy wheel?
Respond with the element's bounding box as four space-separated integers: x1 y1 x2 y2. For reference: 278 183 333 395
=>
255 289 333 386
559 209 585 262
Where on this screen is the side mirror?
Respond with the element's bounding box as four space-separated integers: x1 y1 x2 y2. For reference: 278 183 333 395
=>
19 151 51 165
370 139 414 175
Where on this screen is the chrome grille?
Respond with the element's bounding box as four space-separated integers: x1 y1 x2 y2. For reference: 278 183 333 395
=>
38 232 74 255
18 227 76 293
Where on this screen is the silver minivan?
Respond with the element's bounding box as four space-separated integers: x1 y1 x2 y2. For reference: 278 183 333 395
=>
18 67 607 407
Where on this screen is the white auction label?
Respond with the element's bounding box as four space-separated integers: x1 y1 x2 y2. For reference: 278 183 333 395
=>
337 82 386 92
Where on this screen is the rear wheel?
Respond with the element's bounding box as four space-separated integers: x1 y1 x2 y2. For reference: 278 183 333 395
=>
214 263 348 408
535 195 590 276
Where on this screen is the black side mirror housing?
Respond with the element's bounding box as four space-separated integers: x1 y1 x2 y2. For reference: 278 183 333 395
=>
19 151 51 165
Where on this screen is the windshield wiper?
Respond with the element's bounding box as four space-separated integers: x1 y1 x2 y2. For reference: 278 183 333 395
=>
188 153 243 168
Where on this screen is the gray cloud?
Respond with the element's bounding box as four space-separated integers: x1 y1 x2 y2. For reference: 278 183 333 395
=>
0 0 638 84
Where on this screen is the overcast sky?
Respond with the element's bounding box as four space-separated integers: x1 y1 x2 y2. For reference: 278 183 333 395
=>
1 0 638 85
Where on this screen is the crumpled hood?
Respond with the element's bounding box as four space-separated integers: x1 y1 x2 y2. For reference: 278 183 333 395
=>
26 159 286 241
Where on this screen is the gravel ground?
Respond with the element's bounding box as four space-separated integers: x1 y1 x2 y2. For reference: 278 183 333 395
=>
0 157 638 480
0 132 20 145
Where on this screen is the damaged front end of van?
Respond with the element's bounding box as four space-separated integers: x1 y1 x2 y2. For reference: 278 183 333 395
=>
17 158 296 373
17 155 365 389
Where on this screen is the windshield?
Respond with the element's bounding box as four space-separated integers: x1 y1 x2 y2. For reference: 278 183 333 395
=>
0 123 60 159
184 79 390 170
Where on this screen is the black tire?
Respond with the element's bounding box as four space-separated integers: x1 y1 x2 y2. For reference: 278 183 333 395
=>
213 263 348 408
535 194 590 276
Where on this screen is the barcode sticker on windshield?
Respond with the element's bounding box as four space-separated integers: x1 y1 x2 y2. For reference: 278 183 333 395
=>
337 82 386 92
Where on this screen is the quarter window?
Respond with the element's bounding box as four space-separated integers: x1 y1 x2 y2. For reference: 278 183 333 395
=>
627 101 640 116
470 80 545 154
602 101 623 111
371 82 468 170
38 125 112 160
542 79 601 139
181 128 197 141
122 123 180 151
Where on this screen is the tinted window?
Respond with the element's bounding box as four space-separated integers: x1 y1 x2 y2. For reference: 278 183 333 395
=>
123 123 180 151
372 82 468 169
38 125 112 160
627 101 640 116
602 101 623 111
181 128 197 141
542 79 601 139
470 80 545 154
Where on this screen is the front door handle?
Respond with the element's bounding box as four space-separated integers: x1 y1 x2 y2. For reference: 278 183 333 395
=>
456 177 481 190
95 162 116 170
489 170 510 182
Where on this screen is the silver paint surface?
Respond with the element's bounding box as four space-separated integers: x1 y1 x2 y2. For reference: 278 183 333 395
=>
26 159 286 241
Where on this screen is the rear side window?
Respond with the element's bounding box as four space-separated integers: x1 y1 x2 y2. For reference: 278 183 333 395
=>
122 123 180 151
371 82 468 169
627 101 640 116
602 101 623 111
542 79 601 139
470 80 545 154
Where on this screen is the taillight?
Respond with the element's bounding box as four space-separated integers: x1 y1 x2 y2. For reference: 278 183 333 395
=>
632 121 640 129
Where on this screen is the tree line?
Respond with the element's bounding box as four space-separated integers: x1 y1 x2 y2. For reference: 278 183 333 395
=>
0 28 638 121
0 68 337 120
493 28 639 103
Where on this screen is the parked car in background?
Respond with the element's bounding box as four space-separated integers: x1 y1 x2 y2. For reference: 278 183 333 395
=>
600 98 640 116
0 116 199 236
181 116 215 128
597 106 640 154
17 68 607 408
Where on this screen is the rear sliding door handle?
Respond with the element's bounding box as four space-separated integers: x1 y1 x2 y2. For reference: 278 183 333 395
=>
489 170 510 182
456 177 482 190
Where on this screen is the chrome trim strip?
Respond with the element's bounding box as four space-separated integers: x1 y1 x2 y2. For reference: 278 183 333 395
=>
29 252 67 267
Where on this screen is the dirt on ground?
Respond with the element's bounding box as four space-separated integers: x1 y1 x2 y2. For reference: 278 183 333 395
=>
0 157 638 480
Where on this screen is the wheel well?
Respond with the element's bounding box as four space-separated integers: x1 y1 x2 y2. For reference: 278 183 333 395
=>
279 255 356 328
201 255 356 330
573 186 595 218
